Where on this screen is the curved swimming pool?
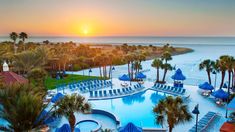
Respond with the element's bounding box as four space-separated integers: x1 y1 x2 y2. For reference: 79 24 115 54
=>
89 87 226 131
90 90 165 128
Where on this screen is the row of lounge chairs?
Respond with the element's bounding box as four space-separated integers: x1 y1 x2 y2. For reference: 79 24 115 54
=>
153 83 186 95
189 111 217 132
90 83 144 98
69 80 112 93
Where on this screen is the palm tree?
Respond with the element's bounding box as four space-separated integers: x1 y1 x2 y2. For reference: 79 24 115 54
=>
161 51 172 64
10 32 18 54
151 58 163 83
13 47 48 74
225 56 234 93
0 84 46 131
153 96 192 132
19 32 28 51
133 61 142 75
161 63 173 83
199 59 215 84
217 56 228 89
53 94 91 132
220 55 234 94
125 54 132 78
94 55 103 78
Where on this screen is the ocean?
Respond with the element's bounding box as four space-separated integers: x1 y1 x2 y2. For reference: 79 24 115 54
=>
1 36 235 45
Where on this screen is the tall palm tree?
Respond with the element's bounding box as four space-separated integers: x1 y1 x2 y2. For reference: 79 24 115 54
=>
161 63 173 83
19 32 28 51
153 96 192 132
94 55 103 78
125 54 132 78
220 55 234 94
53 94 91 132
10 32 18 54
217 56 228 89
152 58 163 83
199 59 215 84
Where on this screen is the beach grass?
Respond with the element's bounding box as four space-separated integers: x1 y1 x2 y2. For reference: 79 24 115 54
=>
45 74 101 90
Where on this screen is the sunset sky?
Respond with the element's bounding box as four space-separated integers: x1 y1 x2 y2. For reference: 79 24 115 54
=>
1 0 235 36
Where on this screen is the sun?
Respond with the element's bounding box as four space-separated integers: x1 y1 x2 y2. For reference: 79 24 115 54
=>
80 25 90 36
83 28 88 35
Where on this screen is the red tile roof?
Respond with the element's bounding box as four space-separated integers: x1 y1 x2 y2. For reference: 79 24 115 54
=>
0 71 28 85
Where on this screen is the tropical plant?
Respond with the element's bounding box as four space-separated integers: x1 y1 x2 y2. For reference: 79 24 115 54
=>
9 32 18 54
161 63 173 82
19 32 28 51
152 58 163 83
28 68 47 87
217 57 228 89
161 51 172 64
199 59 215 84
153 96 192 132
0 84 46 131
52 93 91 132
13 47 48 74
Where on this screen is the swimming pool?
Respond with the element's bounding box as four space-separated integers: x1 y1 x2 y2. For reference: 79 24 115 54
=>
89 85 227 131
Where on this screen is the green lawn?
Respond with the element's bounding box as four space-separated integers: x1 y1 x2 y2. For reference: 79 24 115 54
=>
45 74 102 90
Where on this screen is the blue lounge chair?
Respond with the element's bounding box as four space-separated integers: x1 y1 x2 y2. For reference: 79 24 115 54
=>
109 90 113 96
122 88 126 93
89 91 93 97
94 91 98 97
99 91 103 97
103 90 107 97
129 87 133 92
134 85 137 89
125 88 129 93
181 89 186 94
117 89 122 94
113 89 117 95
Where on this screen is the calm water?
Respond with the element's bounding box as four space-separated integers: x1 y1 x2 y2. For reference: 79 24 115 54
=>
1 36 235 45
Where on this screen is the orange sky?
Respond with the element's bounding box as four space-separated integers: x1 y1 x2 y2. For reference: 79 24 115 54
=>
0 0 235 36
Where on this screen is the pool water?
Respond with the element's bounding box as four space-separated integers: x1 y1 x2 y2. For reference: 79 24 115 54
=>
76 120 98 132
90 90 166 128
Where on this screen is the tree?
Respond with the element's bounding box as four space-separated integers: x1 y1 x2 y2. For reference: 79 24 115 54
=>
199 59 215 84
19 32 28 51
13 47 48 74
161 51 172 64
28 68 47 87
52 94 91 132
219 55 234 95
161 63 173 83
217 57 228 89
152 58 163 83
153 96 192 132
10 32 18 54
0 84 46 131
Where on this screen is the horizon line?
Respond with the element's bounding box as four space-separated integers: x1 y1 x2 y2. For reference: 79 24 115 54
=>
0 35 235 38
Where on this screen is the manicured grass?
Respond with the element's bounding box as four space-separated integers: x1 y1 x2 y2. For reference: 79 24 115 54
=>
45 74 102 90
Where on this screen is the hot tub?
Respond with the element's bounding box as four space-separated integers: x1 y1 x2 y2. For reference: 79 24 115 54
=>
75 119 101 132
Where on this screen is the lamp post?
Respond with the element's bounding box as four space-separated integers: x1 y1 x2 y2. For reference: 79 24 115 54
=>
212 71 217 90
111 66 115 89
89 69 92 77
192 104 200 132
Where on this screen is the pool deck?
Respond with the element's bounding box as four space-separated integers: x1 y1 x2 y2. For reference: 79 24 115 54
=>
48 78 229 132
